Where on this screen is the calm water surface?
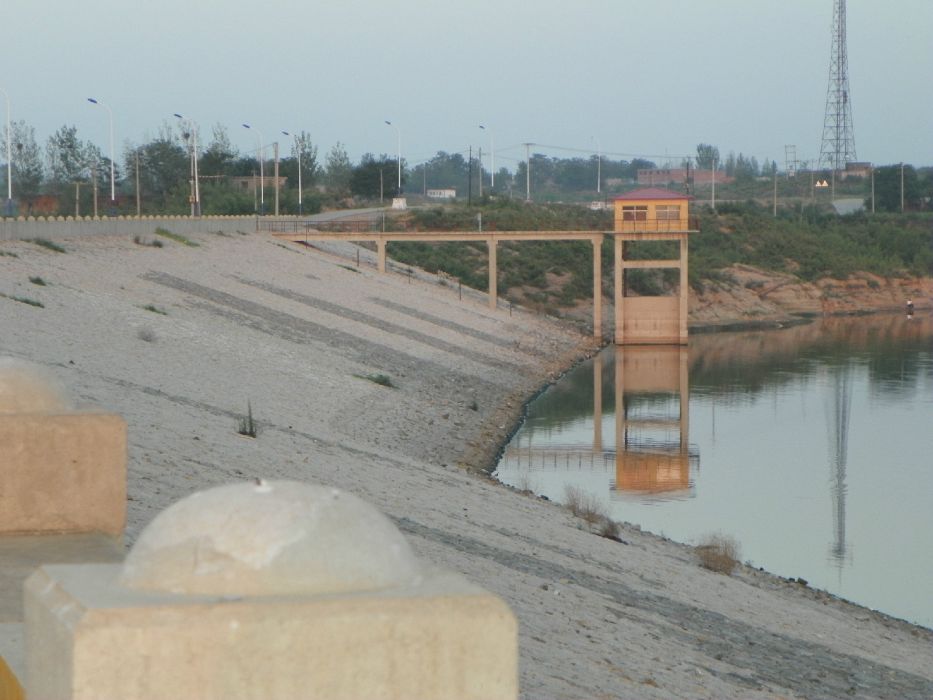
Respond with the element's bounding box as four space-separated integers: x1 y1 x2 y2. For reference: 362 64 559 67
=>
495 314 933 629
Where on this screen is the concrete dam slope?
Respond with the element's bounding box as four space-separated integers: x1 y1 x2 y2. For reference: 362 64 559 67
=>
1 228 930 699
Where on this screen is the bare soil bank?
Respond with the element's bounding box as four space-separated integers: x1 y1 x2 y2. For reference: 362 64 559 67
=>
1 231 931 699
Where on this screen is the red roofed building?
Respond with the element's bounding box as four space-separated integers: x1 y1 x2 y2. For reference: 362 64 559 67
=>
613 188 693 233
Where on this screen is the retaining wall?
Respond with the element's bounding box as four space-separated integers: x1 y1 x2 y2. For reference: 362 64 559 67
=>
0 216 259 242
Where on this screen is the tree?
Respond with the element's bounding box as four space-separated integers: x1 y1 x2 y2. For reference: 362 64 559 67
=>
199 123 238 177
6 120 44 200
350 153 404 199
279 131 319 191
46 125 92 192
324 142 352 196
695 143 720 170
134 135 188 212
871 164 923 212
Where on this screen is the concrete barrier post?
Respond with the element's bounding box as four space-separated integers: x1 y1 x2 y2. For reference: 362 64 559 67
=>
25 481 518 699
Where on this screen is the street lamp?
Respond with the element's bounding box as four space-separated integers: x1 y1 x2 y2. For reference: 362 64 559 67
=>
384 120 401 193
0 88 11 216
479 125 495 188
242 123 265 215
174 113 201 217
87 97 115 212
282 130 304 216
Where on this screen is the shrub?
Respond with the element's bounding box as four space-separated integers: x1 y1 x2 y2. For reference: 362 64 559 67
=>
362 373 395 388
154 227 199 247
236 401 259 438
0 292 43 308
133 235 164 248
142 304 168 315
29 276 46 286
564 485 607 526
0 250 18 257
696 534 741 574
31 238 66 253
137 327 157 342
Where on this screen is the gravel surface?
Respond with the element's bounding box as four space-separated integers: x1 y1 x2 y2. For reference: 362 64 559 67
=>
1 229 930 699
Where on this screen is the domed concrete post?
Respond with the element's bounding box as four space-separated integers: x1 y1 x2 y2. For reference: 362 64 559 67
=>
0 358 126 695
25 481 518 700
0 358 126 536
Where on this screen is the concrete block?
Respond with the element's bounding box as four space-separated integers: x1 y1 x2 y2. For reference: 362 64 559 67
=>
0 414 126 536
26 565 516 700
24 481 518 700
0 533 124 623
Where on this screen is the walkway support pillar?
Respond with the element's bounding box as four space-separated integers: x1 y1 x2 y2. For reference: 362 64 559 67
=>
679 237 689 344
592 237 602 339
488 237 497 310
377 240 386 273
613 235 624 344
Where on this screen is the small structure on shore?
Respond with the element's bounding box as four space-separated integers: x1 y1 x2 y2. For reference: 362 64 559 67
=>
612 188 697 345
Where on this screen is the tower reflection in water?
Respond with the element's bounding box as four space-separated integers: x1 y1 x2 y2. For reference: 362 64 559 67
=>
499 346 699 503
610 346 697 499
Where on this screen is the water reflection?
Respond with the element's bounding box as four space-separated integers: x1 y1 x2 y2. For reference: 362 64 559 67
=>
611 347 697 499
826 365 852 569
496 313 933 628
500 346 698 500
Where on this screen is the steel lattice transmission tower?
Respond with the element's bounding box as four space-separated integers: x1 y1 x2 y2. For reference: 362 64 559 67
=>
818 0 857 171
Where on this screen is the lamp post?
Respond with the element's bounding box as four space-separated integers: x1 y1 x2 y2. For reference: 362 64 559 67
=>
1 88 11 216
87 97 115 212
384 120 401 193
174 113 201 217
479 125 494 188
282 130 304 216
242 123 265 215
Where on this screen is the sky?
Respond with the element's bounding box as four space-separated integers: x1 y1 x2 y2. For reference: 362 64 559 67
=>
2 0 931 171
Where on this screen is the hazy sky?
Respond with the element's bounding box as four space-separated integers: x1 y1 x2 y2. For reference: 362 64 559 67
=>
3 0 931 171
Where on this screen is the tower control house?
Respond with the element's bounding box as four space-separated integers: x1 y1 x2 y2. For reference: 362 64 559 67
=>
611 188 697 345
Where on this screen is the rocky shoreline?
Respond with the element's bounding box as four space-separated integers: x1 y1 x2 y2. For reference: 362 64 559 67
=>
1 229 931 699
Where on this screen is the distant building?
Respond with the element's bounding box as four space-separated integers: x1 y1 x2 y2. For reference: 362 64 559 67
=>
228 175 288 193
843 162 872 179
426 188 456 200
637 168 733 187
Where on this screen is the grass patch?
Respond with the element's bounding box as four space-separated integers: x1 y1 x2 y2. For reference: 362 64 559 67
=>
29 276 46 286
0 250 17 258
137 327 157 342
696 534 741 575
0 292 44 308
236 400 259 438
142 304 168 315
154 227 199 247
339 264 360 273
355 373 395 388
133 235 164 248
564 485 607 526
31 238 66 253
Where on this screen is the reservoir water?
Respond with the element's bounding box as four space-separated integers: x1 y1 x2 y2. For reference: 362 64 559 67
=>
495 314 933 629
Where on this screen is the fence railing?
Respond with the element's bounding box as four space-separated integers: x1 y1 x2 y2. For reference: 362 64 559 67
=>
616 217 700 232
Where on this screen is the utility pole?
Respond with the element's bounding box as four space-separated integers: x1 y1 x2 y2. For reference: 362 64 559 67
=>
870 166 875 213
91 164 98 218
523 143 532 202
273 142 280 217
900 162 905 212
478 146 483 198
711 157 716 211
773 169 778 217
467 146 473 205
135 150 140 216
